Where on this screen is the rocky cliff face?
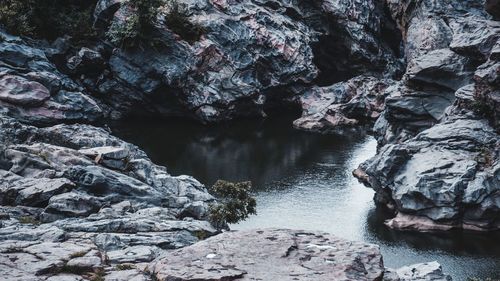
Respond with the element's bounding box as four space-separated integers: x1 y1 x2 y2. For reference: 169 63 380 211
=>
353 0 500 231
52 0 404 123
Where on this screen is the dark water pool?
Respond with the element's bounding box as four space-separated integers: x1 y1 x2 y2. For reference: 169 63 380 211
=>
113 117 500 280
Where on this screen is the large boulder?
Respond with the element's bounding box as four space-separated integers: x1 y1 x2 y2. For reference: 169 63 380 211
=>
356 117 500 231
384 261 452 281
0 33 103 125
150 228 385 281
0 113 219 280
293 76 392 134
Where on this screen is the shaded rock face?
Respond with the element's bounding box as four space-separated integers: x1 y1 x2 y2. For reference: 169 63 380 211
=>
0 33 103 126
354 0 500 231
62 0 403 122
293 75 393 134
357 117 499 231
0 113 218 280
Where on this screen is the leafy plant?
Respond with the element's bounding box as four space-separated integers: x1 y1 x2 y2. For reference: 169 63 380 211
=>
0 0 96 42
165 2 205 44
107 13 141 48
208 180 257 228
18 216 40 225
116 264 135 270
106 0 163 49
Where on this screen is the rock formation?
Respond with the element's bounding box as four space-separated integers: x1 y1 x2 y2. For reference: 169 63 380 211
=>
150 229 452 281
2 0 499 279
354 0 500 231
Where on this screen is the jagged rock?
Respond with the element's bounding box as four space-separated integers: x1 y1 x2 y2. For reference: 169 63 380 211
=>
66 47 105 75
356 117 500 231
0 116 214 219
107 245 159 263
0 75 50 106
405 48 476 91
79 146 130 170
0 32 103 125
66 255 103 270
83 0 403 122
42 191 104 222
0 223 65 242
372 82 455 145
0 109 220 280
449 17 500 60
293 76 392 134
386 0 485 63
0 171 74 207
150 228 385 281
473 60 500 129
0 240 96 276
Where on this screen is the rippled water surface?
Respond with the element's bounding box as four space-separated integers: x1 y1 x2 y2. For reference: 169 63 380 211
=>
114 116 500 280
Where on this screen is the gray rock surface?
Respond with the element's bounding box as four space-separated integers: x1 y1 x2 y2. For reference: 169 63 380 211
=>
384 261 452 281
293 75 392 134
0 33 103 125
64 0 403 122
354 0 500 231
0 113 217 280
150 229 453 281
150 228 385 281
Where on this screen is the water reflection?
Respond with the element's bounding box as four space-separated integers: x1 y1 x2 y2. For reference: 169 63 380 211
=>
113 116 366 187
366 208 500 257
113 116 500 280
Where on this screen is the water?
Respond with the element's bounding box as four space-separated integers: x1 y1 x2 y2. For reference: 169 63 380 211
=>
113 116 500 280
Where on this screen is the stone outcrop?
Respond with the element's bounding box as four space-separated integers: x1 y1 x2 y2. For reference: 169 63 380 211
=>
0 113 218 280
384 261 451 281
56 0 403 123
354 0 500 231
293 75 393 134
150 229 451 281
0 33 103 126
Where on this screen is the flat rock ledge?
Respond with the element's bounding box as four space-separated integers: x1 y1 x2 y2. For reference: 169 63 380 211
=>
150 228 451 281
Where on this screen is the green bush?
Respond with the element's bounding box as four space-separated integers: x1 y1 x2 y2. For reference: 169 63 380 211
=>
106 0 163 48
107 0 205 48
165 2 205 43
0 0 96 42
208 180 257 228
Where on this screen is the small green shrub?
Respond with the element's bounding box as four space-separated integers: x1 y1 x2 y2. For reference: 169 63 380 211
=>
116 264 135 270
107 13 141 48
106 0 163 49
472 99 491 116
0 0 96 42
193 230 208 240
18 216 40 225
165 2 205 43
89 268 106 281
208 180 257 228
